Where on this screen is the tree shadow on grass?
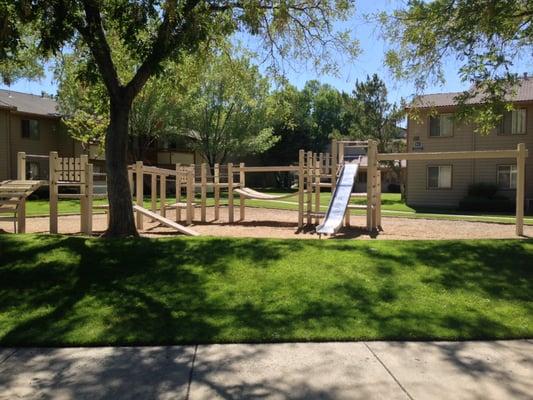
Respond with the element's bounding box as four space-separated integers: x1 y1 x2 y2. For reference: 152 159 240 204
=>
0 235 305 346
0 236 532 347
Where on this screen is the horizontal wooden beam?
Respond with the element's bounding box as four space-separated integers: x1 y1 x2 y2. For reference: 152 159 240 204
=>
242 166 299 173
141 165 177 176
337 140 368 145
377 149 527 161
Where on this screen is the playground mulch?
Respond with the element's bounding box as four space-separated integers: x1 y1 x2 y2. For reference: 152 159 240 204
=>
1 207 532 239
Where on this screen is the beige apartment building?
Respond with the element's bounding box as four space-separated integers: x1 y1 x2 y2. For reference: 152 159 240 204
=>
0 89 81 181
405 78 533 211
0 89 201 181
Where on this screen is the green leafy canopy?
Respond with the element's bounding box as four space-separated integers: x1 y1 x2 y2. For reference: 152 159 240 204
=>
381 0 533 133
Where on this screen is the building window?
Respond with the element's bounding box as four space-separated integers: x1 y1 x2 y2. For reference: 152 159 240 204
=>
26 162 40 179
499 109 526 135
427 165 452 189
497 165 517 189
21 119 40 140
429 114 454 137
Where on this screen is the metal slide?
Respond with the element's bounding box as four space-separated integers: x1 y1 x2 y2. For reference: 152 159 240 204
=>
316 163 359 235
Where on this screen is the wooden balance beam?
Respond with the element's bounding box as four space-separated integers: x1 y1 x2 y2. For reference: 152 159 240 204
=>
133 205 199 236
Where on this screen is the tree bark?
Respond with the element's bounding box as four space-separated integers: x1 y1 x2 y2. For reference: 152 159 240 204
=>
104 96 138 237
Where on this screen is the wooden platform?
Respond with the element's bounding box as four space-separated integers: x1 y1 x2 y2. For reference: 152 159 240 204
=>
0 180 44 233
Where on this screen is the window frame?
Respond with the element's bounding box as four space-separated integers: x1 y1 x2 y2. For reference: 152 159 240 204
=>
25 161 41 180
428 113 454 138
498 108 527 136
426 165 453 190
21 119 40 140
497 164 517 190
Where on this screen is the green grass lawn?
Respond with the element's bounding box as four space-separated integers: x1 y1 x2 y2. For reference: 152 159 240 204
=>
1 234 531 346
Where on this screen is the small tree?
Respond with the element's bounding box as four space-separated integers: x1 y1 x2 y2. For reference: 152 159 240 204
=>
1 1 357 236
175 51 278 167
348 74 404 182
349 74 403 153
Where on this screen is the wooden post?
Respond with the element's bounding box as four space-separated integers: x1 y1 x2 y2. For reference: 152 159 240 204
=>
186 167 194 225
516 143 526 236
214 163 220 221
79 155 88 234
15 152 27 233
331 139 338 191
366 140 377 232
298 149 305 229
228 163 234 223
135 161 144 229
49 151 59 234
325 152 330 178
376 170 382 229
306 151 313 225
82 163 93 235
314 157 321 225
160 174 167 217
17 152 26 179
16 196 26 234
151 173 157 218
128 168 134 195
238 162 245 221
200 163 207 222
175 164 182 222
338 142 345 165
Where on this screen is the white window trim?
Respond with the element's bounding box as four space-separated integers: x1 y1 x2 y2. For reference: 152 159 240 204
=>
429 113 454 138
511 109 526 135
497 165 517 190
427 165 452 190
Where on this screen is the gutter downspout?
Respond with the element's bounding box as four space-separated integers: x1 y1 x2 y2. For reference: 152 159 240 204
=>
7 109 12 179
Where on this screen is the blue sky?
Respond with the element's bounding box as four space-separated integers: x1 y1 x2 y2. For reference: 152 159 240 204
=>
1 0 529 105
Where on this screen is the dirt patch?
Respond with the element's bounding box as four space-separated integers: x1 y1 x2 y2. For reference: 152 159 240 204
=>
2 206 531 240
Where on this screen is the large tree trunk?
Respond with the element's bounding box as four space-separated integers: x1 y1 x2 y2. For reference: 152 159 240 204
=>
104 97 138 237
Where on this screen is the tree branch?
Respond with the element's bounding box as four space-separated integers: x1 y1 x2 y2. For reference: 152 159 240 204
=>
125 0 201 99
78 0 121 99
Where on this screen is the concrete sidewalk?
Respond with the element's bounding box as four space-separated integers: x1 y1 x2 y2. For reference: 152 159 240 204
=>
0 340 531 399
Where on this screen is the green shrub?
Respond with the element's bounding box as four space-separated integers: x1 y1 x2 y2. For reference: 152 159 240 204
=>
459 195 514 212
388 183 401 193
467 182 499 198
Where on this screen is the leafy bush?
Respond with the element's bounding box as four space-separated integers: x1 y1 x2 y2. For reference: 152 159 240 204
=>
467 182 499 198
388 183 401 193
459 195 514 212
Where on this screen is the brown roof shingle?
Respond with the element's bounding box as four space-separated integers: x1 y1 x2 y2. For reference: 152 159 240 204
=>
0 89 60 117
409 77 533 109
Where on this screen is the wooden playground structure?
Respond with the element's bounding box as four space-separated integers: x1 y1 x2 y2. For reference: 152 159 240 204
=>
1 139 528 237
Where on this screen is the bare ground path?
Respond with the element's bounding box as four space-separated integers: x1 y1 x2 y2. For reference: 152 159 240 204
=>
0 340 531 399
2 207 532 239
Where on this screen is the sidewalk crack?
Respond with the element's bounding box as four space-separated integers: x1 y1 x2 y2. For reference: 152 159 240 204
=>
185 345 198 400
364 342 414 400
0 349 18 366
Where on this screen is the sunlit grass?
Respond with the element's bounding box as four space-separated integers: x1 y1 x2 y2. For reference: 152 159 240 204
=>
1 235 532 345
